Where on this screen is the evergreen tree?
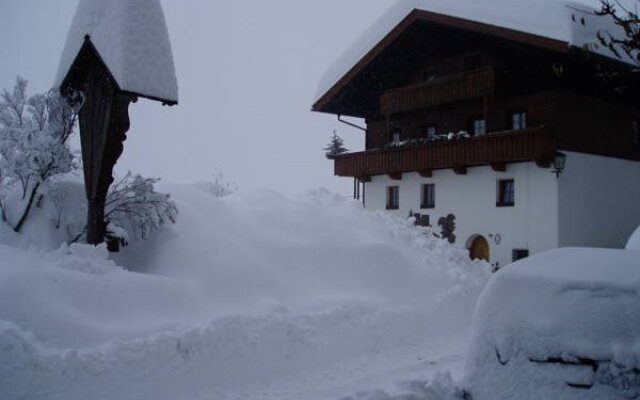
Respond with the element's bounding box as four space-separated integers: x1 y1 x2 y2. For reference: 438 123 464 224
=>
323 130 348 159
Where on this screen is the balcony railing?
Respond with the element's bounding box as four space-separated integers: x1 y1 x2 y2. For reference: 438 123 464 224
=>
334 127 556 178
380 67 497 115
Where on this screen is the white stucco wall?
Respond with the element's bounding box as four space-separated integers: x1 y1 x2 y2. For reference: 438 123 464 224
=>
558 152 640 249
364 162 559 268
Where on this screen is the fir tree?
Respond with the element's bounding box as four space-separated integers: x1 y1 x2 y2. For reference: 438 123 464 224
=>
323 130 348 159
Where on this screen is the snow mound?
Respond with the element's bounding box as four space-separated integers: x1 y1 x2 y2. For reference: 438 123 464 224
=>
316 0 628 101
627 226 640 250
463 247 640 400
55 0 178 103
1 185 490 400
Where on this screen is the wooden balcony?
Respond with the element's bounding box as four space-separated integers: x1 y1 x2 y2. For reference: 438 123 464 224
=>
334 127 556 178
380 67 497 115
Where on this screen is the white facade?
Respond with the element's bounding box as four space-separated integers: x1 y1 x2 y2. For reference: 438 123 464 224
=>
363 152 640 268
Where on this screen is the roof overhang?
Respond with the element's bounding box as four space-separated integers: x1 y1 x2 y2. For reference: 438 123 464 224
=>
312 9 570 115
60 37 178 106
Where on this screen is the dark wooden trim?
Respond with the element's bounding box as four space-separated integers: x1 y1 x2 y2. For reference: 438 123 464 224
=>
535 159 552 168
418 169 433 178
491 162 507 172
313 9 568 113
380 67 496 115
388 172 403 180
334 127 556 178
357 175 372 183
453 166 468 175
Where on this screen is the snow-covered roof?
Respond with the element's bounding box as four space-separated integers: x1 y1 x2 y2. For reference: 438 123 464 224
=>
315 0 630 104
55 0 178 104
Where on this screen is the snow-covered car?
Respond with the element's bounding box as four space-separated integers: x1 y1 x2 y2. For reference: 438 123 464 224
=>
627 226 640 251
463 247 640 400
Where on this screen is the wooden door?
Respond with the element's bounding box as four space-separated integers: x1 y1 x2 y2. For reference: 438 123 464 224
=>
470 236 490 262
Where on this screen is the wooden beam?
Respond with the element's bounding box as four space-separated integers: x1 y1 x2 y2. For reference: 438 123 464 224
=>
490 162 507 172
418 169 433 178
535 159 552 168
388 172 403 180
453 166 468 175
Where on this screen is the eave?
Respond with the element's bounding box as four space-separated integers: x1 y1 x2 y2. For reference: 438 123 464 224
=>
312 9 570 115
60 36 178 107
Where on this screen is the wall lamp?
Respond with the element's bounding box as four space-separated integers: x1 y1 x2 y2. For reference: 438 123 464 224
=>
552 151 567 178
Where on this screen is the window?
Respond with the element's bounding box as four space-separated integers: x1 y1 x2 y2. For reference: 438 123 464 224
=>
386 186 400 210
391 130 401 144
511 111 527 131
421 184 435 209
512 249 529 262
633 120 639 145
497 179 515 207
425 125 437 140
471 118 486 136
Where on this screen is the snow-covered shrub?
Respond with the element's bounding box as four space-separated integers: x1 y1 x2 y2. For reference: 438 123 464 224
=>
0 77 80 232
385 131 471 149
197 171 237 198
104 172 177 243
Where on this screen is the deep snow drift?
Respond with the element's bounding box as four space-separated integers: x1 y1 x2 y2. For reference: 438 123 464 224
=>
0 184 490 400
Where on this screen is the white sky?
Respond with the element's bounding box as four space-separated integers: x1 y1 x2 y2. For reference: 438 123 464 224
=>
0 0 396 197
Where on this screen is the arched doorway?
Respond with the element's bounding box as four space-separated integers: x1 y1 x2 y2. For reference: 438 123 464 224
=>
469 235 490 262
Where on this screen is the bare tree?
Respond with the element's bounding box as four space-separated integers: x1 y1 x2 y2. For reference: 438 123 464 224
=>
598 0 640 67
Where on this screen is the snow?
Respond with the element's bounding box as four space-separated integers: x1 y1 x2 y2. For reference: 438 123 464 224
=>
316 0 629 102
627 226 640 250
463 247 640 400
55 0 178 103
0 184 490 400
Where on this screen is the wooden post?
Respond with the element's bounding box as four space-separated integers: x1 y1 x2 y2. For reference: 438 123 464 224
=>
71 40 136 246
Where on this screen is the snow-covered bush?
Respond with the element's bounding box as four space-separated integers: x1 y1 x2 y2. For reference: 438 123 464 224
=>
193 171 237 198
0 77 80 232
104 172 177 243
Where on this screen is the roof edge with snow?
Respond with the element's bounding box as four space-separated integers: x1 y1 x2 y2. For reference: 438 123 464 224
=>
313 0 633 114
55 0 179 105
313 8 571 113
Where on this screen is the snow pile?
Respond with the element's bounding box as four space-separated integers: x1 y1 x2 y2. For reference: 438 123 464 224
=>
55 0 178 103
627 226 640 250
463 248 640 400
1 185 490 400
316 0 628 101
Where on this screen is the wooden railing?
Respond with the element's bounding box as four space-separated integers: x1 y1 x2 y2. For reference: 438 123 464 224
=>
380 67 497 115
334 127 556 178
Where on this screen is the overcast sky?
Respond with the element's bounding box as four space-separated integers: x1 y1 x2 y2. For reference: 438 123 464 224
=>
0 0 396 197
